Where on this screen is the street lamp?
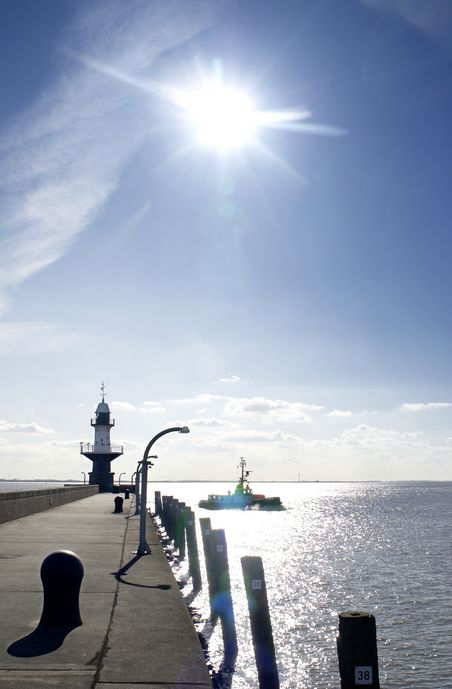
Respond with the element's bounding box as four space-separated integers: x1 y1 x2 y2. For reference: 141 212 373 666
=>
134 455 157 516
81 472 86 485
118 472 125 486
137 426 189 555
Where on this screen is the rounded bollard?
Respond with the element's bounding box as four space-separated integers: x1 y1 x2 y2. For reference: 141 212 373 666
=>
114 496 124 513
124 489 130 500
39 550 84 628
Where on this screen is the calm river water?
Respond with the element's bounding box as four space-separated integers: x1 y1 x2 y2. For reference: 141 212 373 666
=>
151 481 452 689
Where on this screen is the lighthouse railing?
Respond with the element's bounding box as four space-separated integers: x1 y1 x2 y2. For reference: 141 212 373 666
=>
80 443 124 454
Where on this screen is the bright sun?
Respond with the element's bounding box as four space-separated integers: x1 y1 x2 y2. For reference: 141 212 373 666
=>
179 81 258 151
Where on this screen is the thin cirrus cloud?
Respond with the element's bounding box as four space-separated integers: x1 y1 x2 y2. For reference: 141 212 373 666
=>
218 374 241 384
111 400 166 413
327 409 353 418
187 417 237 428
0 0 224 315
0 321 84 354
224 396 323 423
400 402 452 412
0 419 54 435
360 0 452 50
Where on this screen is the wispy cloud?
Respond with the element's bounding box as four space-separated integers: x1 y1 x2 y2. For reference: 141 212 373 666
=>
0 420 54 434
218 374 241 384
327 409 352 418
188 417 237 428
111 400 166 413
400 402 452 412
224 396 323 423
360 0 452 50
0 1 225 315
0 321 84 354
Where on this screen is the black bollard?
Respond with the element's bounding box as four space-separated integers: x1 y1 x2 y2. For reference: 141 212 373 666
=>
241 556 279 689
184 508 202 593
39 550 84 628
337 611 380 689
124 489 130 500
210 528 238 663
114 496 124 513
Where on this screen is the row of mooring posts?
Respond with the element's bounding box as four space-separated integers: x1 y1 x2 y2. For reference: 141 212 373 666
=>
154 492 381 689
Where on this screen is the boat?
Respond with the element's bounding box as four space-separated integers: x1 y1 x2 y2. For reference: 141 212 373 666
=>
198 458 285 511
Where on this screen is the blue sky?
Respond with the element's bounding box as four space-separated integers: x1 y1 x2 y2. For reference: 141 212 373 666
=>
1 0 452 481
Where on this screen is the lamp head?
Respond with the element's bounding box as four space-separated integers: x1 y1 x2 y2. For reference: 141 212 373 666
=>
179 426 190 434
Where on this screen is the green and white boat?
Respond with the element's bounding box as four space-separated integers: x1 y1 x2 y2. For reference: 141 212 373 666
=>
198 458 285 511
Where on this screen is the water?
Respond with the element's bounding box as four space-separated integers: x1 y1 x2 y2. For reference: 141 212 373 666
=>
151 481 452 689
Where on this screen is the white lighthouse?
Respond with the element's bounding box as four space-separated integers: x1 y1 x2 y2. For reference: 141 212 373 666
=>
80 383 123 492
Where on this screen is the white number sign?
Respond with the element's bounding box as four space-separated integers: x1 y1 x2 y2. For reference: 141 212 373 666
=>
355 666 372 685
216 544 224 552
252 579 262 590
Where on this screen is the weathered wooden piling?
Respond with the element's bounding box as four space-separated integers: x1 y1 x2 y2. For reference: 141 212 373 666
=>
154 490 162 517
161 495 171 534
184 507 202 593
210 528 238 663
337 611 380 689
200 517 216 604
163 496 175 540
175 501 186 559
241 556 279 689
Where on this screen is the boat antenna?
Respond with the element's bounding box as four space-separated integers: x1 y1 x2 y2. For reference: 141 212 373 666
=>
238 457 252 483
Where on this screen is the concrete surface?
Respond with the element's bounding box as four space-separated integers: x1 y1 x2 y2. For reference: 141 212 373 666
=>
0 493 212 688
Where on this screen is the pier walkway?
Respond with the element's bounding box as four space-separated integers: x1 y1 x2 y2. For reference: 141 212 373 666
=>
0 493 211 688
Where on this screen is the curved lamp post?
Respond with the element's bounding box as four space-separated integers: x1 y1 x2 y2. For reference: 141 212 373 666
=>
118 472 125 486
133 455 157 517
137 426 189 555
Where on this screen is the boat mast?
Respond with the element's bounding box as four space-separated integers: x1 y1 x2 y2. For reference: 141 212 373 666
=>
238 457 247 484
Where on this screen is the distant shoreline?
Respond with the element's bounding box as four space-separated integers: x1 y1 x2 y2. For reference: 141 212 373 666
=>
0 478 448 484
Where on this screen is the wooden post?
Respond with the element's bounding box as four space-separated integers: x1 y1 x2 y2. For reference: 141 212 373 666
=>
337 611 380 689
241 556 279 689
184 508 202 593
175 501 186 559
210 528 238 664
154 490 162 517
167 497 176 541
200 517 217 607
161 495 171 536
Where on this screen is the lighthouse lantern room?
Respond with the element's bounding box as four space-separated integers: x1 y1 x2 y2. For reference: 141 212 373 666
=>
80 383 123 492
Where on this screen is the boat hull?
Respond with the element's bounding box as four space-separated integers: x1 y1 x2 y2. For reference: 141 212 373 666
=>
198 495 285 511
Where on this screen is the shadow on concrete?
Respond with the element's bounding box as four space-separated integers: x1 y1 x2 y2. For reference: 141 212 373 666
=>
8 625 78 657
112 554 172 591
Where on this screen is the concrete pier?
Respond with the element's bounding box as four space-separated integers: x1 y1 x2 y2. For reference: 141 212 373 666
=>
0 493 211 688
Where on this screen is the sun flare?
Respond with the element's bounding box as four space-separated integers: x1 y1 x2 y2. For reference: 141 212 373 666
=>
178 81 258 151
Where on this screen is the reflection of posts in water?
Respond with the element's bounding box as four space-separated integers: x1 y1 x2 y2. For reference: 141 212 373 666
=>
209 528 238 665
241 556 279 689
336 611 380 689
